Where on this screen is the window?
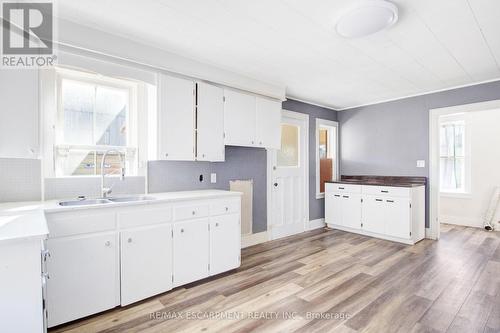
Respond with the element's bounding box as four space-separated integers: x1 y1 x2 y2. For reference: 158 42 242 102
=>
54 69 139 177
440 119 468 193
316 119 339 198
277 124 299 167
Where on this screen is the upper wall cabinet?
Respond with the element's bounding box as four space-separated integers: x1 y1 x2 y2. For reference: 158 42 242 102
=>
158 75 196 161
196 82 225 162
255 97 281 149
223 89 256 147
158 75 225 162
223 89 281 149
0 69 39 158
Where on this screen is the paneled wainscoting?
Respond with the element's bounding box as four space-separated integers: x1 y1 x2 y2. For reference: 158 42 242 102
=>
50 224 500 333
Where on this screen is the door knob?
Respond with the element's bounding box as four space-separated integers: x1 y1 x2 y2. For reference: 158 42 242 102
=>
105 241 111 247
274 183 278 187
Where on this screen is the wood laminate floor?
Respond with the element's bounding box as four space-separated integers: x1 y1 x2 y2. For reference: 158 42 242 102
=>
51 224 500 333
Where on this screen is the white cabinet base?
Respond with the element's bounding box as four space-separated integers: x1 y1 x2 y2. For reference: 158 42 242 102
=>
326 223 422 245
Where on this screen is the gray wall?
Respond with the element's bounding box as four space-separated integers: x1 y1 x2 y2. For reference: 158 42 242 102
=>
338 80 500 227
148 99 338 232
148 147 268 233
282 99 339 220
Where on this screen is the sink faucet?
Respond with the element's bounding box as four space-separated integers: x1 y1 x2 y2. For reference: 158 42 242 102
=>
101 149 125 198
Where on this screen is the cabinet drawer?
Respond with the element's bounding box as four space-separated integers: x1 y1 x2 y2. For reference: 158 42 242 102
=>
210 199 240 216
118 205 172 229
362 185 410 197
174 203 209 221
325 183 361 193
46 211 116 238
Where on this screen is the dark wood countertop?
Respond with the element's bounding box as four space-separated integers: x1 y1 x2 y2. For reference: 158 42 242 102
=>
326 175 427 188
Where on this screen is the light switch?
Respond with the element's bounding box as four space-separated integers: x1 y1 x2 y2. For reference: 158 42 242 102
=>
210 173 217 183
416 160 426 168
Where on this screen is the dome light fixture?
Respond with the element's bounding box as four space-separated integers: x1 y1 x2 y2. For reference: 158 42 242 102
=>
335 0 399 38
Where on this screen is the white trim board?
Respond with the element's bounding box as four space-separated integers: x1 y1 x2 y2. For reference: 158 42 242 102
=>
429 99 500 240
338 78 500 111
309 218 326 230
315 118 339 200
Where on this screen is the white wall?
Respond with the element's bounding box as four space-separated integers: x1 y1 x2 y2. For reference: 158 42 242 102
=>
440 109 500 228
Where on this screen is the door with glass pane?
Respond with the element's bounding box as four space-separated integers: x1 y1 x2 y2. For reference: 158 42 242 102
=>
268 111 308 240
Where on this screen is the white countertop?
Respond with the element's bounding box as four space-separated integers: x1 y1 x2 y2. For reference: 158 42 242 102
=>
0 190 241 243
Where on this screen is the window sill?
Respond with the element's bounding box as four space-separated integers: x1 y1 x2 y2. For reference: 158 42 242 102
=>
440 191 472 199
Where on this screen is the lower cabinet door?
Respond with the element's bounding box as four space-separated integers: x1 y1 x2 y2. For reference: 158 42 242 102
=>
362 196 386 234
173 219 209 287
209 214 241 276
120 224 173 306
46 232 119 327
341 194 362 229
325 193 343 225
384 197 411 239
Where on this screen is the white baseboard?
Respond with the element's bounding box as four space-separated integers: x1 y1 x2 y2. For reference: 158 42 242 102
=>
308 218 326 230
439 214 483 228
425 228 435 240
241 231 269 248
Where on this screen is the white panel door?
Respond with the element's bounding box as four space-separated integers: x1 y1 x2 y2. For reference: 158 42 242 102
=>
197 82 225 161
385 197 411 239
173 219 209 287
120 224 172 306
341 194 362 229
269 112 308 240
0 69 39 158
325 193 342 225
46 232 118 327
209 214 240 275
158 74 195 160
362 196 386 234
223 89 256 146
256 97 281 149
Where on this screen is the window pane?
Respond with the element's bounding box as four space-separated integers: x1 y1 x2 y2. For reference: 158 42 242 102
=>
277 124 299 167
59 150 96 176
62 80 94 145
95 86 128 146
454 125 464 156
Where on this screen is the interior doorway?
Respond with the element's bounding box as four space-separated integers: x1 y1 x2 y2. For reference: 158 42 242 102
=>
267 110 309 240
429 100 500 239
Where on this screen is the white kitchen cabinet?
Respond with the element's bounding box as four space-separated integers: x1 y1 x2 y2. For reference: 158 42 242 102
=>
120 224 172 306
173 219 210 287
46 232 119 327
255 97 281 149
197 82 225 161
384 197 411 239
325 183 425 245
223 89 256 147
209 214 240 275
361 195 386 234
341 194 362 229
0 69 39 158
325 193 342 226
158 74 195 161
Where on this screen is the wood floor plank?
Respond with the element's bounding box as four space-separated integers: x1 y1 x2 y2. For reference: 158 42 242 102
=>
49 226 500 333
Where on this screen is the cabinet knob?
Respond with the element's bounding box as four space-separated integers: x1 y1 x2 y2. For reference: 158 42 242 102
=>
128 238 133 243
251 141 255 144
192 210 196 215
105 241 111 247
225 207 229 211
202 154 205 158
180 228 184 233
215 222 219 227
259 141 262 145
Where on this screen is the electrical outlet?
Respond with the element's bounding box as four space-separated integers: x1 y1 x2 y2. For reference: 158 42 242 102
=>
210 173 217 183
416 160 426 168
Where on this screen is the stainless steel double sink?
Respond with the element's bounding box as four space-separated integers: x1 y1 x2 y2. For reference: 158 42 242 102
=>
58 196 156 207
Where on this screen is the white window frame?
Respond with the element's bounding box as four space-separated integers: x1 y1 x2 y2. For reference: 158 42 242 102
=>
315 118 339 199
41 66 149 178
439 113 471 198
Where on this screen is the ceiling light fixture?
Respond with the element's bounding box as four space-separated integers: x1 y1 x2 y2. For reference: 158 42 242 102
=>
335 0 399 38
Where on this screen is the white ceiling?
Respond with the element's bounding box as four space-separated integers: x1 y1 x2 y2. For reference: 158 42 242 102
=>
56 0 500 110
